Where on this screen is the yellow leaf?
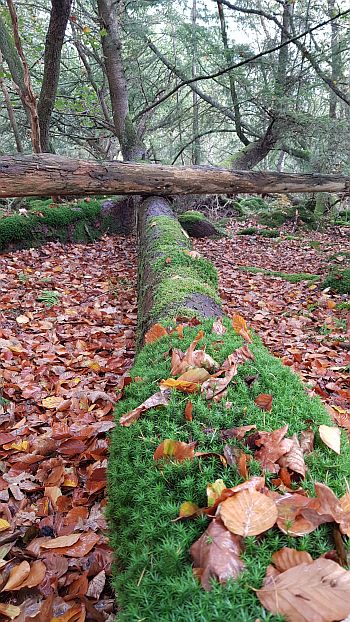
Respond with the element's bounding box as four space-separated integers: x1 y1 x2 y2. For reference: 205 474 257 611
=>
160 377 199 393
4 440 29 452
83 25 91 33
16 315 30 325
42 396 63 409
0 603 21 619
232 314 252 343
0 519 10 532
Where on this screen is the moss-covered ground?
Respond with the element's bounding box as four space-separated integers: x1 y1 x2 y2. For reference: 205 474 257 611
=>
108 318 350 621
235 265 320 284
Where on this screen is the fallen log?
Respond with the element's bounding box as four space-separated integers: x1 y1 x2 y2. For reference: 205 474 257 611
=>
0 154 350 197
137 196 222 342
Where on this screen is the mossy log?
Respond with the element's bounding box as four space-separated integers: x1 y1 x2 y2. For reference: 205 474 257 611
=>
1 154 350 197
137 196 222 342
178 211 221 238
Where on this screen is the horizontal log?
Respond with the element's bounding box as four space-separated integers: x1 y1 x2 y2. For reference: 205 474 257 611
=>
0 154 349 197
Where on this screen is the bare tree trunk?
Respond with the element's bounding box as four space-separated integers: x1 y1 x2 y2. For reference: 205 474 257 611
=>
97 0 142 160
37 0 72 152
0 49 23 152
6 0 41 153
191 0 201 165
0 154 349 198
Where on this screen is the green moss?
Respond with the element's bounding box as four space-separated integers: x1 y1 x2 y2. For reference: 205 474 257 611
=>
258 209 289 228
0 199 117 251
237 227 258 235
153 275 220 320
323 268 350 294
236 265 320 284
178 211 206 223
257 229 280 238
108 318 350 621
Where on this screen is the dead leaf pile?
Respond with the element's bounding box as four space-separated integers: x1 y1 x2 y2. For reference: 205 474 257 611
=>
0 236 137 619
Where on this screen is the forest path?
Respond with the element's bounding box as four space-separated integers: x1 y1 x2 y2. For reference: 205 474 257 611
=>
0 236 136 620
195 229 350 419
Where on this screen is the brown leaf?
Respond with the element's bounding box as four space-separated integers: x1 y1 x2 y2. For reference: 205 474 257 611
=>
43 531 100 557
238 452 250 479
177 367 210 384
220 488 278 536
271 547 313 572
144 323 168 344
170 330 204 376
212 318 227 335
221 424 257 441
257 558 350 621
177 501 201 519
119 390 169 426
190 518 244 591
278 434 306 478
41 533 81 549
300 428 315 455
255 425 292 473
232 314 252 343
153 439 196 462
255 393 273 411
86 570 106 599
2 560 30 591
201 363 237 400
184 401 193 421
319 424 341 454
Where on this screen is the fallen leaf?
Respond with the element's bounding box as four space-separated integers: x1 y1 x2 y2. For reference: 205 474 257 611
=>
41 396 64 409
271 547 313 572
255 393 273 411
153 439 196 461
220 488 278 536
212 318 227 335
178 501 201 519
278 434 306 478
119 390 169 426
255 425 292 473
319 424 341 454
0 519 10 532
2 560 30 591
221 424 257 441
160 378 199 393
300 428 315 455
144 323 168 344
190 518 244 590
177 367 210 383
41 533 81 549
257 558 350 621
0 604 21 619
86 570 106 599
184 401 193 421
232 314 252 343
201 363 237 400
207 479 227 507
16 314 30 324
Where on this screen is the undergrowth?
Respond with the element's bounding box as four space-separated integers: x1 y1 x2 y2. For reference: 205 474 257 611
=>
235 265 320 284
108 318 348 622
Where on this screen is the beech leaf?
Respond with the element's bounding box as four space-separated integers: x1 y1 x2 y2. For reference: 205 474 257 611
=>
271 547 313 572
144 323 168 344
0 604 21 620
319 424 341 454
2 560 31 591
220 488 278 536
153 439 196 462
119 390 170 426
257 558 350 622
255 393 273 411
190 518 244 591
231 314 252 343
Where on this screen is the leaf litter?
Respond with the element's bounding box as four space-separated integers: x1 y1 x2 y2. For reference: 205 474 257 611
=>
0 236 137 620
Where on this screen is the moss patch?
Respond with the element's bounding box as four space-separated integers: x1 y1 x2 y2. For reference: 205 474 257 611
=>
108 318 350 621
178 211 224 239
0 198 124 252
235 266 320 284
323 268 350 294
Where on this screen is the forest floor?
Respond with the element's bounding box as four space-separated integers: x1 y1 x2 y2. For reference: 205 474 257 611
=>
0 225 349 620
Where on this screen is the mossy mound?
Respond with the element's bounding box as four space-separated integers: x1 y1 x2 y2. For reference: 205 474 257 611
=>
108 319 350 621
179 211 223 238
0 198 128 252
237 227 279 238
323 268 350 294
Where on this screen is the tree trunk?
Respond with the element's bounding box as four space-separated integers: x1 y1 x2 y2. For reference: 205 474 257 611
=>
0 154 349 198
137 196 222 342
97 0 142 160
37 0 72 152
0 50 23 152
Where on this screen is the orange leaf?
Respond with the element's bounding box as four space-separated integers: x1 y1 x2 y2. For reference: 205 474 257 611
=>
2 561 30 591
184 401 193 421
319 424 341 454
153 439 196 461
160 378 199 393
238 452 249 479
255 393 273 411
232 314 252 343
144 323 168 344
220 489 278 536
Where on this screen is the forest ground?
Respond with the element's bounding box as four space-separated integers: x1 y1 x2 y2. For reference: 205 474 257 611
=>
0 224 349 619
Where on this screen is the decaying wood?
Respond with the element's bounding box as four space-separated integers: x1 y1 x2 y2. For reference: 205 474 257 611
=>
0 154 349 198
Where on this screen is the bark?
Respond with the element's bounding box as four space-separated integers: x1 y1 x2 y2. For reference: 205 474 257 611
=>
97 0 142 160
137 196 222 341
37 0 72 152
0 50 23 152
6 0 41 152
0 154 349 197
0 13 24 95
